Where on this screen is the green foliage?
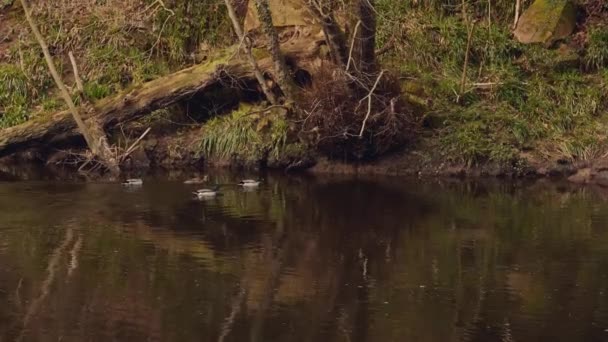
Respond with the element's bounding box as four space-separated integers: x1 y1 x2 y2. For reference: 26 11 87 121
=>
84 46 169 92
0 0 234 129
200 104 289 164
40 97 63 112
438 104 521 164
147 0 233 63
378 2 608 165
584 27 608 70
83 82 113 101
0 64 30 128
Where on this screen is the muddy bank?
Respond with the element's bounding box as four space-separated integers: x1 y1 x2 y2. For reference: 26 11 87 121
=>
3 130 608 188
0 138 608 187
308 148 608 188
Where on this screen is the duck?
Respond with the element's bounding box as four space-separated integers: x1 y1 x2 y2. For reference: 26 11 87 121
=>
238 179 261 187
122 178 143 186
193 185 220 198
184 175 209 184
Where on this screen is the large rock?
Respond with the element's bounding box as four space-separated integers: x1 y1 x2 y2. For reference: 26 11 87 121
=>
514 0 577 44
244 0 316 31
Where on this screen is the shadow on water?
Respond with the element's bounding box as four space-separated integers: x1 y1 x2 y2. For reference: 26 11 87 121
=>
1 172 608 341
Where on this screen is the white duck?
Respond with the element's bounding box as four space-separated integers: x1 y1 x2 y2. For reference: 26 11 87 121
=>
122 178 143 186
238 179 261 187
193 185 220 198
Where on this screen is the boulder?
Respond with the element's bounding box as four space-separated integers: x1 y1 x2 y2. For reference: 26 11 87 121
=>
514 0 577 44
243 0 316 31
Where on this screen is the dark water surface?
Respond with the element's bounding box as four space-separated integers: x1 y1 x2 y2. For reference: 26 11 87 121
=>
2 174 608 341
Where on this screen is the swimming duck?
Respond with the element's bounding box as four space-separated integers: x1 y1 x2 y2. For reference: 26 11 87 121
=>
193 185 220 198
184 175 209 184
238 179 261 187
122 178 143 186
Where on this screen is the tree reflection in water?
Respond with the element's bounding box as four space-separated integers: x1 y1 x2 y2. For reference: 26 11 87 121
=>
0 175 608 341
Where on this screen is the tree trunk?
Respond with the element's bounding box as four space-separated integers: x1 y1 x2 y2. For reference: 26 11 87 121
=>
19 0 119 175
224 0 278 105
252 0 298 102
352 0 377 75
304 1 349 67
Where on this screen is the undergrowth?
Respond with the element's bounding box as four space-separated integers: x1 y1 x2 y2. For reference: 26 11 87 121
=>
0 64 29 128
378 3 608 165
0 0 232 128
200 104 289 165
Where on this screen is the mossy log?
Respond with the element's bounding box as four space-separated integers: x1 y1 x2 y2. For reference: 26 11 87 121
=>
0 41 320 158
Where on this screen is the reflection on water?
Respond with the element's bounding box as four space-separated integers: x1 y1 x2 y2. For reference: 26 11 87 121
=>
2 174 608 341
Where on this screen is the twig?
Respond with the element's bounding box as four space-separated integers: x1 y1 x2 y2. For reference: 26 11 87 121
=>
68 51 85 95
346 20 361 72
77 158 93 172
513 0 521 29
358 70 385 137
121 127 152 160
148 13 173 58
242 105 290 118
144 0 175 16
375 35 395 57
460 21 476 98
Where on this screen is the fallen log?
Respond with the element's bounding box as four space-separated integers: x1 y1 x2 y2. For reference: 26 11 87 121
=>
0 41 321 158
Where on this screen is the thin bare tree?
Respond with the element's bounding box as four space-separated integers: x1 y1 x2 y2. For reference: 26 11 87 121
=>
19 0 120 175
224 0 278 105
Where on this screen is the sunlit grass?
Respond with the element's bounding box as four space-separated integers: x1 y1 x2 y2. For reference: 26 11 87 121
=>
200 104 289 164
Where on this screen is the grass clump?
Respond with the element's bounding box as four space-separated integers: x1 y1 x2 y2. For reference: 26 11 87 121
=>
200 104 289 164
0 64 30 128
584 27 608 70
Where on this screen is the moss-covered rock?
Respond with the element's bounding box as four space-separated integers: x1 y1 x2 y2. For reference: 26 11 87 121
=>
514 0 577 44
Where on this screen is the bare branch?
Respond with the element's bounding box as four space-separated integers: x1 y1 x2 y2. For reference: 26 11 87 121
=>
358 69 385 137
20 0 96 153
460 21 476 98
68 51 85 95
121 127 152 160
346 20 361 72
514 0 521 29
224 0 278 104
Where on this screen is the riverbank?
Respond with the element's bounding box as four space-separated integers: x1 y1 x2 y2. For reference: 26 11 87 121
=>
2 1 608 185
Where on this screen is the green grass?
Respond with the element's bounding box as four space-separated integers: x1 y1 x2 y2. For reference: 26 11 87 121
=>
0 64 30 128
200 104 289 164
379 5 608 165
0 0 233 129
585 27 608 70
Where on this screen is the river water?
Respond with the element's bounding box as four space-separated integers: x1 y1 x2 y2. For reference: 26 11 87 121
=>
1 173 608 341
